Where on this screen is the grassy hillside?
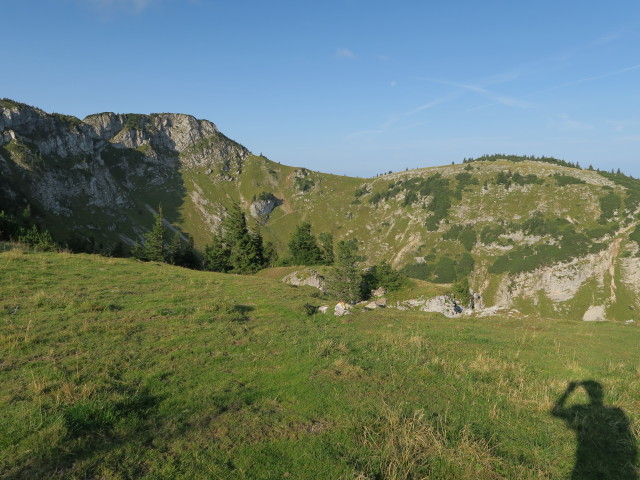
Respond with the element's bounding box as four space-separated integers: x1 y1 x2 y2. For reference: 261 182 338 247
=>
1 246 638 479
4 100 640 320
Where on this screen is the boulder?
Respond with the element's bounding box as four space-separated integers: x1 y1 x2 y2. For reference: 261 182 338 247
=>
365 301 379 310
318 305 329 314
334 302 352 316
375 298 387 307
582 305 607 322
282 269 326 292
371 287 387 298
420 296 461 318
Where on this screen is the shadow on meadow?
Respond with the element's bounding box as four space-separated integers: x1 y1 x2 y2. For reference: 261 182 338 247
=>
7 385 163 479
552 380 638 479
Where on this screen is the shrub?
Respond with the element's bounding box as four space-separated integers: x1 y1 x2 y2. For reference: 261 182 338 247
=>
480 224 506 244
599 192 622 223
451 277 471 306
553 174 586 186
366 262 407 292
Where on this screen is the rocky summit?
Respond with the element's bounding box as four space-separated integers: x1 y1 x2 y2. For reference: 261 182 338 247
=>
3 98 640 321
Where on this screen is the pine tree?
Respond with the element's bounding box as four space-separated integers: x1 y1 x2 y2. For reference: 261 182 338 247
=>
143 207 167 262
263 241 279 267
318 232 334 265
288 223 323 265
167 233 182 265
327 240 364 303
204 203 267 274
203 233 231 272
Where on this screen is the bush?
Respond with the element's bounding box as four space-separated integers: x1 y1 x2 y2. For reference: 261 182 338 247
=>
512 172 544 186
303 303 318 316
443 225 477 251
553 174 586 186
366 262 407 292
17 225 57 251
434 257 456 283
451 277 471 306
599 192 622 223
480 224 506 244
489 226 605 275
401 263 433 281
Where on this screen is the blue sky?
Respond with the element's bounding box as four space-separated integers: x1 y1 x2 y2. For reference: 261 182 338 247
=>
3 0 640 177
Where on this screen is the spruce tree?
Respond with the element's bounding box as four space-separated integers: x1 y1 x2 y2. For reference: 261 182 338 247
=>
288 223 323 265
263 241 279 267
167 233 182 265
203 233 231 272
143 207 167 262
327 240 364 303
204 203 267 274
318 232 334 265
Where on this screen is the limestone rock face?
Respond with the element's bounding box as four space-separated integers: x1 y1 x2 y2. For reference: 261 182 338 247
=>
250 196 281 223
0 101 250 244
420 296 462 318
582 305 607 322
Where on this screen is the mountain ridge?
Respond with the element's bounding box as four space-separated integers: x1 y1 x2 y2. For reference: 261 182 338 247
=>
3 98 640 321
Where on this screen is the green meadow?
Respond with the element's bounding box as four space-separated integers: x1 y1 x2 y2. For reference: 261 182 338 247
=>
1 246 638 479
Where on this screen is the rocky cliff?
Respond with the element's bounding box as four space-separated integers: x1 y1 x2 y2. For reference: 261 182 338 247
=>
0 99 248 246
3 98 640 321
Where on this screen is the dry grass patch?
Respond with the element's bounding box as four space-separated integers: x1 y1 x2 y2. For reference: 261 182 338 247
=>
358 405 506 480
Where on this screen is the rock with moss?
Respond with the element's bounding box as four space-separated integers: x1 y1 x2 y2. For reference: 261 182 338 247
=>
282 269 326 292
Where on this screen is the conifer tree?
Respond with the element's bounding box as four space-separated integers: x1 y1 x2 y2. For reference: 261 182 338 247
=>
203 233 231 272
263 241 279 267
327 239 364 303
204 203 267 274
318 232 334 265
147 208 167 262
288 223 323 265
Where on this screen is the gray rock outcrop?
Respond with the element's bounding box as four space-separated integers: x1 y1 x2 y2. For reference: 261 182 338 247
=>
250 195 281 223
0 100 250 246
371 287 387 297
282 269 326 291
582 305 607 322
334 302 352 316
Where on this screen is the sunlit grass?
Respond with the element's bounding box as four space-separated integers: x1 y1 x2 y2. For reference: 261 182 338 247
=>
1 246 638 478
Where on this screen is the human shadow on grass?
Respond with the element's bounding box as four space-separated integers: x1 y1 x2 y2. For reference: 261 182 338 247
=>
551 380 638 479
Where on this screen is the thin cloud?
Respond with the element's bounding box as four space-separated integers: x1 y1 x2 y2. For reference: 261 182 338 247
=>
552 114 593 131
591 31 623 46
347 96 451 139
468 63 640 112
84 0 154 13
335 48 355 59
528 63 640 97
425 78 532 109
